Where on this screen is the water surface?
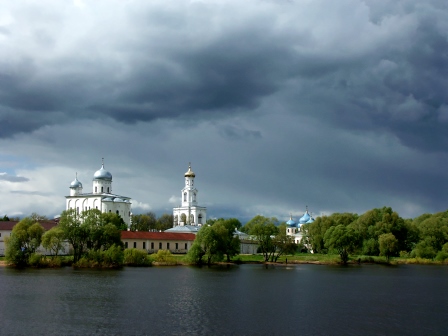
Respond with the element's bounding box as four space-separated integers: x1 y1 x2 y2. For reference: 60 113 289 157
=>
0 264 446 335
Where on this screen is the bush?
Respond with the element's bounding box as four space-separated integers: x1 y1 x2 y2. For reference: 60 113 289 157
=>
87 250 104 264
435 251 448 262
103 245 124 267
151 250 176 264
28 253 46 267
47 257 62 268
399 251 410 258
124 249 151 266
411 241 437 259
74 257 94 268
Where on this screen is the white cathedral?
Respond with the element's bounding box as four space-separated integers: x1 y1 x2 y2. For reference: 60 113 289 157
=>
66 161 132 226
166 164 207 233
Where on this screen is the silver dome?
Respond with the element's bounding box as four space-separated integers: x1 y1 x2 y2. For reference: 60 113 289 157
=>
70 176 83 188
93 164 112 181
103 197 113 202
114 198 124 202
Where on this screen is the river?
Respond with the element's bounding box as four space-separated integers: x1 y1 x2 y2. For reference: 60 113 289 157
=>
0 264 446 335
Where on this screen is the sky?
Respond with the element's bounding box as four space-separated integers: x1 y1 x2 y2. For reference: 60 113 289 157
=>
1 0 448 223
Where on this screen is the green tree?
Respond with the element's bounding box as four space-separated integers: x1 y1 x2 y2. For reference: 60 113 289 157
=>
213 219 241 262
378 233 398 261
186 225 224 265
59 209 87 263
5 218 45 266
271 223 296 262
101 212 128 230
130 212 157 231
324 224 358 264
305 213 356 253
247 215 279 262
42 227 65 257
156 214 174 231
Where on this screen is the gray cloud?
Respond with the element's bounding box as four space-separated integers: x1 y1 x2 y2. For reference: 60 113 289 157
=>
10 190 51 196
0 1 448 219
0 173 29 183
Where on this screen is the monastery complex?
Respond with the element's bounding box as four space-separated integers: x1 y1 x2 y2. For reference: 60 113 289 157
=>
0 161 312 256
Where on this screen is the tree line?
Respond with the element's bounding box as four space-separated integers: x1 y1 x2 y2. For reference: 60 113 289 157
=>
301 206 448 263
5 209 127 267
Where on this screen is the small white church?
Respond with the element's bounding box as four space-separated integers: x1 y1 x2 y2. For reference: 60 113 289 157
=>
286 207 315 245
66 161 132 226
166 164 207 233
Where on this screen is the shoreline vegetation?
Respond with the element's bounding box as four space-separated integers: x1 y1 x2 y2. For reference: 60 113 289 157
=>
1 253 447 268
3 207 448 268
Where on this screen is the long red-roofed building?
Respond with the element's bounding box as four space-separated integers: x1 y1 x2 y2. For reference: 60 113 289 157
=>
121 231 196 254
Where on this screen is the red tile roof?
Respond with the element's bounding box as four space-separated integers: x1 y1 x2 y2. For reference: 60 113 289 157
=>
121 231 196 241
0 220 58 231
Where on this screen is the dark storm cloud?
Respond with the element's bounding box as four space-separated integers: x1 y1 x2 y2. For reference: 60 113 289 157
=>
1 0 448 155
0 173 29 182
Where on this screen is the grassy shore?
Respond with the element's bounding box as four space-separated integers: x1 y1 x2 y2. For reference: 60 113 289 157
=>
1 253 446 267
229 253 448 265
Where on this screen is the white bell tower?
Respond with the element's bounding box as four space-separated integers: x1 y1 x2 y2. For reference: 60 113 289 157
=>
181 163 198 207
171 163 207 228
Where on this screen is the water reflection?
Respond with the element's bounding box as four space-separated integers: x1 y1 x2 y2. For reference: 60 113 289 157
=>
0 265 447 335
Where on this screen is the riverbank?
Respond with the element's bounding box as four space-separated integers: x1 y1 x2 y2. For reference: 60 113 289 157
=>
1 254 447 267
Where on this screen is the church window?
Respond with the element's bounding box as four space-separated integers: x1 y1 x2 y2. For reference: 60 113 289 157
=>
143 242 146 249
183 192 187 202
95 187 97 193
133 242 137 248
107 187 109 193
198 214 203 224
96 206 98 210
180 214 186 223
109 210 111 213
167 243 170 249
101 187 104 192
116 210 119 215
159 242 162 249
193 193 196 201
77 207 79 213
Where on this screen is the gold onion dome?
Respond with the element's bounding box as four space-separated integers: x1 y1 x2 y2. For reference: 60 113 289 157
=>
184 164 195 178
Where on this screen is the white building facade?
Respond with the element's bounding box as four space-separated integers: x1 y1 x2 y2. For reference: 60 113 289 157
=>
172 164 207 228
65 162 132 226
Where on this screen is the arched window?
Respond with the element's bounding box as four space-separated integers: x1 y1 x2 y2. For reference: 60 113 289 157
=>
116 210 119 215
180 213 186 223
174 215 178 224
95 186 97 193
107 187 110 193
183 192 187 202
190 214 194 223
101 187 104 193
198 214 202 224
193 193 196 202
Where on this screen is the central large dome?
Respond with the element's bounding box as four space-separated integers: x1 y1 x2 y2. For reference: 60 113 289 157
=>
93 164 112 181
